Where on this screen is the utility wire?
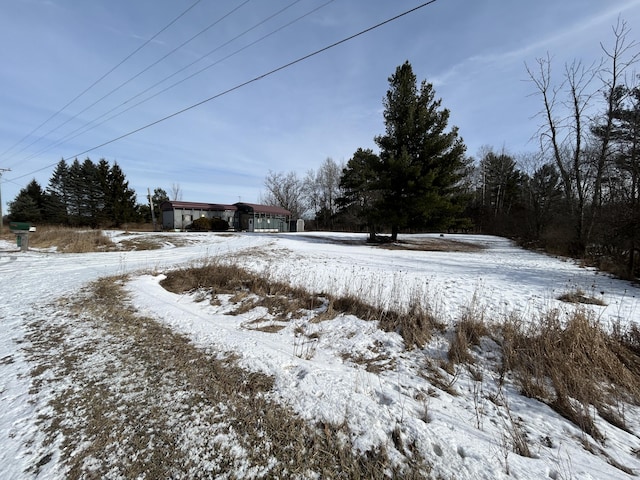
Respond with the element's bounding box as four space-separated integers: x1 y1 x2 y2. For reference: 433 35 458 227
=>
16 0 311 166
6 0 438 184
19 0 333 165
2 0 204 162
6 0 249 168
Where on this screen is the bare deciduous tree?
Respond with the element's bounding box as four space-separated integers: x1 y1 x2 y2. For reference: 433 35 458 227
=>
527 19 639 254
303 157 344 228
171 183 183 201
262 170 305 219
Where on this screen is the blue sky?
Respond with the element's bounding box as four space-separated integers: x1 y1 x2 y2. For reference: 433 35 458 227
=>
2 0 640 211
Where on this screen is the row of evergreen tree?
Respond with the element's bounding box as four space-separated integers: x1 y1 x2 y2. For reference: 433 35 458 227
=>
9 158 139 227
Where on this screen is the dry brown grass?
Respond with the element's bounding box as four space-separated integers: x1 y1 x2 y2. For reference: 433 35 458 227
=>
11 227 191 253
115 232 194 250
558 288 607 306
28 226 115 253
24 276 432 478
379 237 484 253
447 311 488 365
162 259 443 349
329 292 441 345
500 309 640 440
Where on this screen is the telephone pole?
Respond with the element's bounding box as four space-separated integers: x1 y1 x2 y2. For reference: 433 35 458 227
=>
148 187 157 231
0 168 11 236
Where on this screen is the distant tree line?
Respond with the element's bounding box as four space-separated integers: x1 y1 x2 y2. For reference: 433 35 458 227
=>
263 22 640 279
261 157 345 230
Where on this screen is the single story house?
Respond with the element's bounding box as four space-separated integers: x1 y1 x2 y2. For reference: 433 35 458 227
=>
160 201 237 231
234 203 291 232
161 201 292 232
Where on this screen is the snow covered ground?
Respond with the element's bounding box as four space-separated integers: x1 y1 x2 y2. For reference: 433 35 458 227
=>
1 231 639 479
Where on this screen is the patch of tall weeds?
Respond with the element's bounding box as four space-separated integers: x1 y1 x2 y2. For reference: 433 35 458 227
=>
29 226 115 253
500 309 640 440
447 295 488 365
162 259 443 349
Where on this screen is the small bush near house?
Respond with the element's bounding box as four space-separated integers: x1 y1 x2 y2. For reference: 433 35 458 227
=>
210 217 229 231
189 217 212 231
188 217 228 231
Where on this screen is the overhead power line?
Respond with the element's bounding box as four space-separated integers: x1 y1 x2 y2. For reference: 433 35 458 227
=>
7 0 253 167
5 0 250 168
2 0 204 163
6 0 438 185
18 0 334 166
15 0 314 166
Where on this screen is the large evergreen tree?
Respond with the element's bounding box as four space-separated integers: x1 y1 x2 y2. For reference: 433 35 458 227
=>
32 157 138 227
372 61 468 240
339 148 383 240
8 179 45 222
81 158 103 226
106 162 137 227
44 159 70 224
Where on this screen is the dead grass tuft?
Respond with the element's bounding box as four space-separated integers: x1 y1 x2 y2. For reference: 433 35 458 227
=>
500 309 640 440
329 294 443 348
29 226 115 253
448 302 488 365
340 341 396 373
162 259 443 349
558 288 607 306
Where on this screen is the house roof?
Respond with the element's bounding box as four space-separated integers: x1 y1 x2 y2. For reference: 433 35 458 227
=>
234 202 292 216
160 201 237 211
160 201 291 217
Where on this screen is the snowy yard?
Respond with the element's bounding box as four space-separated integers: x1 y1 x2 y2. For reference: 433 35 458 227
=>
1 231 639 479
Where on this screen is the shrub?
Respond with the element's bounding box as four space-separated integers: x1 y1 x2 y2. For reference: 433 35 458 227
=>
210 217 229 231
189 217 212 231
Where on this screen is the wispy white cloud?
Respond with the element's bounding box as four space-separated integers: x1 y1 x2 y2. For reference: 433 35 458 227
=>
432 0 640 87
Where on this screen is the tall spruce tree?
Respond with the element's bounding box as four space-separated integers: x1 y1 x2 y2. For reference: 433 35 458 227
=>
107 162 137 227
81 158 103 226
94 158 111 225
66 159 84 225
374 61 468 240
45 159 70 224
8 179 45 222
339 148 383 240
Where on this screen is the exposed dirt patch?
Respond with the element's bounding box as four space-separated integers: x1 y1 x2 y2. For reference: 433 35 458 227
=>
116 233 193 250
293 234 484 252
378 237 484 252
